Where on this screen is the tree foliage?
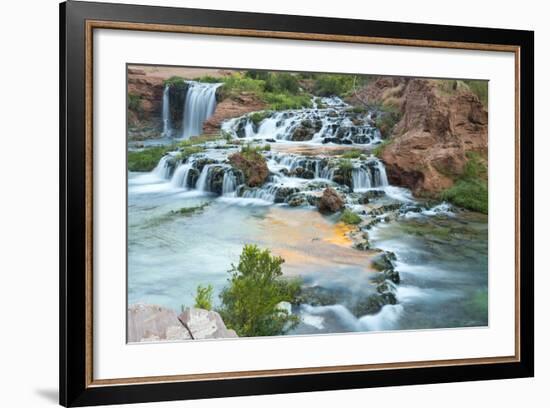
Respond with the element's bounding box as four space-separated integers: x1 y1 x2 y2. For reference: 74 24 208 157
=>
218 245 301 337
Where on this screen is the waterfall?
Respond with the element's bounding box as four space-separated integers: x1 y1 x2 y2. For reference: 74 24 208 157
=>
222 171 237 195
152 156 172 180
195 164 213 191
181 82 222 139
352 167 372 190
161 85 171 137
171 163 192 188
376 161 389 186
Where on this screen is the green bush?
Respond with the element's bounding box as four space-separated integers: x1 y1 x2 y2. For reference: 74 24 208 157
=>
194 284 214 310
440 152 488 214
163 76 187 89
265 72 300 94
245 70 270 81
195 75 221 83
128 93 142 112
372 140 391 157
464 80 488 108
127 146 170 172
218 245 301 337
313 74 355 97
218 73 265 99
339 209 362 225
374 105 402 138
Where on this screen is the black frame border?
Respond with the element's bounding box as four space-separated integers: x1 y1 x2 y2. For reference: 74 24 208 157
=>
60 1 534 406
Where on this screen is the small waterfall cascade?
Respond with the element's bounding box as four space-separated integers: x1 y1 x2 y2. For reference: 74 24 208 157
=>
161 85 172 137
222 96 381 145
152 155 172 180
222 171 238 195
171 163 193 188
181 81 222 139
195 164 213 191
351 160 390 191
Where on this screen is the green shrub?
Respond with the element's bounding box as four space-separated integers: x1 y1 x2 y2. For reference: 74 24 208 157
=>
313 74 355 97
374 105 402 138
127 146 170 172
194 284 214 310
464 80 488 108
245 70 270 81
218 73 265 99
339 209 362 225
195 75 221 83
218 245 301 337
128 93 142 112
372 140 391 157
265 72 300 94
163 76 187 89
338 158 354 172
440 152 488 213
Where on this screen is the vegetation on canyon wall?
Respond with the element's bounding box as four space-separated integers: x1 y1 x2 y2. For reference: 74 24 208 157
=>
441 152 488 214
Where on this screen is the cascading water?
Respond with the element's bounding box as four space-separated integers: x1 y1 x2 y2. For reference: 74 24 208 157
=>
152 155 172 180
181 82 222 139
351 160 390 191
171 163 192 188
222 96 381 145
161 85 171 137
222 171 237 195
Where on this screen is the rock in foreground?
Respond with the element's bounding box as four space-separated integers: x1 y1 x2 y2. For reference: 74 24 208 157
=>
128 304 237 343
317 187 344 213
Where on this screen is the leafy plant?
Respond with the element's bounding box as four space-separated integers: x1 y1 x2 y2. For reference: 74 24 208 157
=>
194 284 214 310
341 149 362 159
264 72 300 94
313 74 355 97
218 245 301 337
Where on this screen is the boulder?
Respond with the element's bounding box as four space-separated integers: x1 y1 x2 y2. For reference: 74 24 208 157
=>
178 308 238 339
127 304 192 343
317 188 344 213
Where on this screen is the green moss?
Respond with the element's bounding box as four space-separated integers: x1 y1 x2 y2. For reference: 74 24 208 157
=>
249 111 270 126
440 152 488 214
341 149 362 159
339 209 362 225
127 146 171 172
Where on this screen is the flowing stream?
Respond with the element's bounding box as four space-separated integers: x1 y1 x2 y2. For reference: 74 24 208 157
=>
128 94 488 336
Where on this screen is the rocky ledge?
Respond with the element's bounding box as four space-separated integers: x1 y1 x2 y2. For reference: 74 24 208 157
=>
128 303 237 342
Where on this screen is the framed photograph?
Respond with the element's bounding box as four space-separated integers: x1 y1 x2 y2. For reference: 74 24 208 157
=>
60 1 534 406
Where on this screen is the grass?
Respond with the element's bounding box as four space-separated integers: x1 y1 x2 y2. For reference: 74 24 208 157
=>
163 76 187 89
170 203 209 216
176 145 204 161
127 146 171 172
178 133 221 147
440 152 488 214
339 209 362 225
338 158 354 172
372 140 391 157
341 149 362 159
463 80 488 108
263 93 312 110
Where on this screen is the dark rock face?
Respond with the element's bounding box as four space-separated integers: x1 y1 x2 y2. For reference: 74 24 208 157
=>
290 119 323 141
317 188 344 213
273 186 300 203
